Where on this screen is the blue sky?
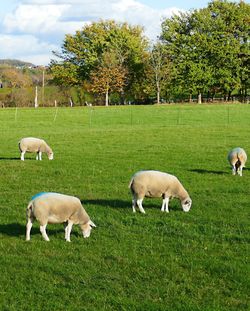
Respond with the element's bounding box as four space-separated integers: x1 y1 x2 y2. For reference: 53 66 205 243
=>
0 1 247 65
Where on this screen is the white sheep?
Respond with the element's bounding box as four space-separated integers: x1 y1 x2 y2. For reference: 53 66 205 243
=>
129 170 192 214
227 147 247 176
26 192 96 242
18 137 53 161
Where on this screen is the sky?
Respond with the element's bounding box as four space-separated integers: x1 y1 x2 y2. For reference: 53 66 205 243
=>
0 0 246 66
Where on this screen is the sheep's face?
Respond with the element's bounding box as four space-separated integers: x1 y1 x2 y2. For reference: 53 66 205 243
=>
48 152 54 160
81 220 96 238
182 198 192 212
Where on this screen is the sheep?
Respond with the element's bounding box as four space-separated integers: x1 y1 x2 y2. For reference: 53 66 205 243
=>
129 170 192 214
26 192 96 242
18 137 53 161
227 147 247 176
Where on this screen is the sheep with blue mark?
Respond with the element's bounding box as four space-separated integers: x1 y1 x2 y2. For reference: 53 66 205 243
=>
26 192 96 242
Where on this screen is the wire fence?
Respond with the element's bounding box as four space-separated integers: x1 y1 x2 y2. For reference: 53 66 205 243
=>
0 104 250 129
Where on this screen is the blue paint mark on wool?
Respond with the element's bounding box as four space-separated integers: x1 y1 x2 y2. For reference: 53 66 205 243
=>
31 192 50 200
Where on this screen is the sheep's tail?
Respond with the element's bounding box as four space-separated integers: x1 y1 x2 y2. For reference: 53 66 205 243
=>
26 201 34 220
18 141 22 152
128 177 134 192
235 152 242 171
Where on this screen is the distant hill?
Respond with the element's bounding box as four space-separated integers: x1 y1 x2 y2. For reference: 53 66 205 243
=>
0 59 35 68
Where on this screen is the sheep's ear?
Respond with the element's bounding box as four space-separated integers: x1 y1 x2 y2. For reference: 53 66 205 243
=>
88 220 96 227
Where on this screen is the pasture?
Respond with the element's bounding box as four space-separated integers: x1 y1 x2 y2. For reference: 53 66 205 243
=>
0 104 249 310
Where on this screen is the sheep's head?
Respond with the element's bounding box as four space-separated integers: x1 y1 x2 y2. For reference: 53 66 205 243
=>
80 220 96 238
48 152 54 160
182 198 192 212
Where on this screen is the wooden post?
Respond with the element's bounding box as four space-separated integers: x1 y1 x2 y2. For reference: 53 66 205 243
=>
42 68 45 106
35 86 38 108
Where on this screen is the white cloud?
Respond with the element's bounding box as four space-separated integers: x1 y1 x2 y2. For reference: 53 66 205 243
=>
3 4 70 34
4 1 182 39
0 0 184 65
0 34 57 65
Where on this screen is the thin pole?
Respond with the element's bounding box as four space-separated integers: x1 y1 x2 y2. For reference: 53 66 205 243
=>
35 86 38 108
53 107 58 122
42 68 45 106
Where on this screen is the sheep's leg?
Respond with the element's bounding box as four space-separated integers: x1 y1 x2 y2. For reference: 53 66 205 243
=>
132 196 136 213
161 197 169 212
63 222 68 239
26 218 33 241
40 224 50 241
238 166 243 176
21 151 25 161
38 151 42 161
36 152 39 160
65 221 73 242
232 165 236 175
136 199 145 214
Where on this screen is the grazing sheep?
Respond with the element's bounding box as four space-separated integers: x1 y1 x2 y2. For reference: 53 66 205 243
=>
227 147 247 176
129 170 192 214
26 192 96 242
18 137 53 161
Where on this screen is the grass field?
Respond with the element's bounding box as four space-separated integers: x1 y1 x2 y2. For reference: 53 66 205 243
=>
0 104 249 311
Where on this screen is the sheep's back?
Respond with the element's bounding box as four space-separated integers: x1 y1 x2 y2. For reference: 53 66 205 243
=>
19 137 44 152
131 170 178 197
32 193 81 223
228 147 247 165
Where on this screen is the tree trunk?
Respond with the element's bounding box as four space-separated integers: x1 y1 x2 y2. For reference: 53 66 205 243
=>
156 80 160 104
189 94 192 103
157 90 160 104
198 92 202 104
105 89 109 106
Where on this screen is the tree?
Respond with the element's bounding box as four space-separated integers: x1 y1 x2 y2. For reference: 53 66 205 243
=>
89 51 127 106
160 0 250 102
0 67 33 88
148 41 173 104
206 0 250 101
50 20 149 105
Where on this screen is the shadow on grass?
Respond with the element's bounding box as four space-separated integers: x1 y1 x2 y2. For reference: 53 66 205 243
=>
0 222 33 237
84 199 129 209
83 199 168 210
189 168 226 175
0 222 67 238
0 157 21 160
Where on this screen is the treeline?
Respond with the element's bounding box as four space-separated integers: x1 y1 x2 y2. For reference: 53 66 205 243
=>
0 0 249 107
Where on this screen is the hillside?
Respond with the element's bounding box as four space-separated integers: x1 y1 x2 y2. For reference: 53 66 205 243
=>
0 59 35 68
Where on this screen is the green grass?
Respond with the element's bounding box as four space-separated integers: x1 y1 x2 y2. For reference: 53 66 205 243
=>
0 104 249 311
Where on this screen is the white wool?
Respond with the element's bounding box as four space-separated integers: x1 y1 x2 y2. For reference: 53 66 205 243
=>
227 147 247 176
129 170 192 214
19 137 53 161
26 192 96 242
